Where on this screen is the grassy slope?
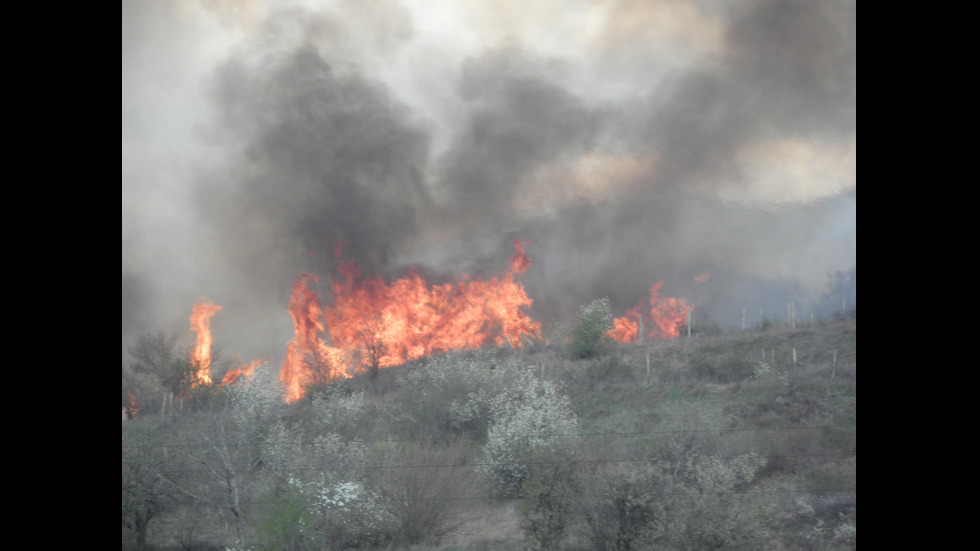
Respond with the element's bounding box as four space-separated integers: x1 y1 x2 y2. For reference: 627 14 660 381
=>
128 319 856 550
402 318 856 550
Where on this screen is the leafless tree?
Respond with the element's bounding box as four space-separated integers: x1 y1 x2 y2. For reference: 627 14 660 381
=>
122 423 183 550
155 368 286 548
127 331 195 400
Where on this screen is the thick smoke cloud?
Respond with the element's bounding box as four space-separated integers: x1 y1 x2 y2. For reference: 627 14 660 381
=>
204 47 430 276
123 0 856 362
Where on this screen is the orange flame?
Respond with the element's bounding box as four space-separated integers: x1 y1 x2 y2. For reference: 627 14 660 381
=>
280 273 328 402
608 310 641 343
179 242 692 403
278 241 541 401
510 238 532 274
125 393 140 419
608 282 690 343
222 359 262 385
190 297 222 387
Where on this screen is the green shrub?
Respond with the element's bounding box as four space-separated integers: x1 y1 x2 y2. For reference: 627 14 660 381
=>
568 298 614 359
254 484 313 551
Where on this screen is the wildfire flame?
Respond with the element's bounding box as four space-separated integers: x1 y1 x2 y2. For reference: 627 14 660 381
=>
222 359 262 385
608 282 691 343
191 298 265 388
173 242 692 404
125 393 140 419
279 272 346 402
279 241 541 402
189 297 222 387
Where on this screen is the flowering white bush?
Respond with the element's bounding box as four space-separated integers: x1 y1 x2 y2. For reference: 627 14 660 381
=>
226 363 285 428
287 475 396 548
309 389 370 439
482 367 580 496
390 351 521 439
389 352 582 497
268 431 395 548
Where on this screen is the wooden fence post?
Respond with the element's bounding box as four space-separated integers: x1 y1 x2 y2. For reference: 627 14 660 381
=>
646 353 651 386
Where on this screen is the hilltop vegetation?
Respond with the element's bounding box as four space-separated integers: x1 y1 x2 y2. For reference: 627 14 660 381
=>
123 318 856 550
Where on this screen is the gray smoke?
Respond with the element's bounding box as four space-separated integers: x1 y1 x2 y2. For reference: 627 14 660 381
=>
122 0 856 362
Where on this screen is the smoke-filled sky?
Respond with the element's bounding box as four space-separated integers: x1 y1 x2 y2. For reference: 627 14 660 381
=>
122 0 855 363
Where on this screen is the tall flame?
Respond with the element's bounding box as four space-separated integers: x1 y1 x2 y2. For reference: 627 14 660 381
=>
279 241 541 402
608 282 690 343
179 243 692 403
280 273 329 402
189 297 222 387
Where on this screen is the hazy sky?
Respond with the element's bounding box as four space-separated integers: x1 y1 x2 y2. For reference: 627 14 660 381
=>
122 0 855 362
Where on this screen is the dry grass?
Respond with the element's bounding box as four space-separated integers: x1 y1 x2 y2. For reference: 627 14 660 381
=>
434 500 525 551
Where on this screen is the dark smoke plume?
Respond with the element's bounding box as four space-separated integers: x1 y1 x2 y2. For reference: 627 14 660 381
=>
123 0 855 362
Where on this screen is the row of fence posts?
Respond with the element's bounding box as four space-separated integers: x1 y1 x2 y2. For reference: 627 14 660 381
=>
627 299 848 339
622 301 849 386
493 297 848 355
738 299 849 331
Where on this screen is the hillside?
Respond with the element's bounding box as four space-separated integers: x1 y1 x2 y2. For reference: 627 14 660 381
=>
123 318 856 551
